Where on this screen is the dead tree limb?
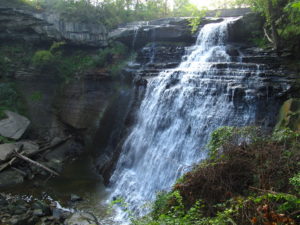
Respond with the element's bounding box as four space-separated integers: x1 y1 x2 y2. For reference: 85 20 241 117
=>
13 150 59 176
249 186 278 194
264 27 274 44
0 145 23 172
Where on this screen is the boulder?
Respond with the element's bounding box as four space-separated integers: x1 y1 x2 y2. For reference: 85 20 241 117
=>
19 141 40 155
70 194 82 202
65 212 98 225
0 143 15 162
0 111 30 140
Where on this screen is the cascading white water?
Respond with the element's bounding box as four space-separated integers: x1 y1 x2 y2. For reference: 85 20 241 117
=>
109 17 265 221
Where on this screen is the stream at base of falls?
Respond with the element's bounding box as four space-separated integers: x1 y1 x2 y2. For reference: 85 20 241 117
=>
0 152 116 224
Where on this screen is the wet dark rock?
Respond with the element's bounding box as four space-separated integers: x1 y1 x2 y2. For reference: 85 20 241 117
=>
228 13 264 43
134 76 148 87
33 209 44 216
136 42 187 65
0 194 74 225
0 195 8 207
65 212 99 225
32 200 51 215
70 194 82 202
226 46 240 56
109 17 195 48
0 170 24 188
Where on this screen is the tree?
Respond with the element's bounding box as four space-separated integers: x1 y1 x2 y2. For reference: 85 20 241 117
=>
233 0 300 51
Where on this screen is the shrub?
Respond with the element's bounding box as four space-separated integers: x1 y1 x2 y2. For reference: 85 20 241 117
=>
95 42 128 68
134 127 300 225
95 48 113 68
32 50 55 69
290 173 300 194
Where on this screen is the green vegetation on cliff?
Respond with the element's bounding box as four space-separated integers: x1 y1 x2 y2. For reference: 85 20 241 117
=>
132 126 300 225
231 0 300 53
16 0 205 29
31 41 130 82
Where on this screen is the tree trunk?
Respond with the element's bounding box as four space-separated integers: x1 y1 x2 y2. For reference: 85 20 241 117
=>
267 0 281 51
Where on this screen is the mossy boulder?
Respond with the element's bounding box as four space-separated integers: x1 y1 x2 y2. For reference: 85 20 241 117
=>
276 98 300 131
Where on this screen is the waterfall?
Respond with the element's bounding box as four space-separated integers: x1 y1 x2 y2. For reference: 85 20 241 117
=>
109 17 273 220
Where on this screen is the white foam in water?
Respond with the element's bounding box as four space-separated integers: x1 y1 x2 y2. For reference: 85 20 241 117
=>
109 17 261 222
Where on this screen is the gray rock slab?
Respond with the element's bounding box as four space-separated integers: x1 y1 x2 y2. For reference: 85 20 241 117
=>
0 143 15 162
0 141 39 163
0 111 30 140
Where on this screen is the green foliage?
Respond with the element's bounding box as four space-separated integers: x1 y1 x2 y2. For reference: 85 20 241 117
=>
207 126 260 160
231 0 300 51
0 83 19 116
30 41 130 82
272 127 300 143
207 126 235 159
132 191 205 225
94 42 129 76
31 42 93 81
32 42 65 69
0 83 25 119
29 91 43 102
95 48 114 68
20 0 205 30
32 50 55 69
0 135 12 144
134 126 300 225
110 197 128 209
49 41 65 53
251 37 269 48
290 173 300 194
57 53 95 82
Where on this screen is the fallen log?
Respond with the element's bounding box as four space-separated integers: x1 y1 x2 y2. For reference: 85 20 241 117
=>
249 186 278 195
13 150 59 176
0 157 17 172
0 136 72 172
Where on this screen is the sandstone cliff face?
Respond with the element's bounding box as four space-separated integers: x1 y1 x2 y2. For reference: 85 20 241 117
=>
0 7 108 47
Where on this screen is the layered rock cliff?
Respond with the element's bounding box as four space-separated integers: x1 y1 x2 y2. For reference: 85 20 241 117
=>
0 5 107 47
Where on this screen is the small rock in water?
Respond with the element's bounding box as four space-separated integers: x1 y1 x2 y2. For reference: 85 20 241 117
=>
70 194 82 202
33 209 44 216
32 200 51 215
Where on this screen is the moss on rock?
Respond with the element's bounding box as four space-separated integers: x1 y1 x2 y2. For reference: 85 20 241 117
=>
276 98 300 131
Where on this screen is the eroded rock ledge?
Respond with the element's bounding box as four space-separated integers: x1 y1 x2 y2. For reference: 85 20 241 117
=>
0 7 108 47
